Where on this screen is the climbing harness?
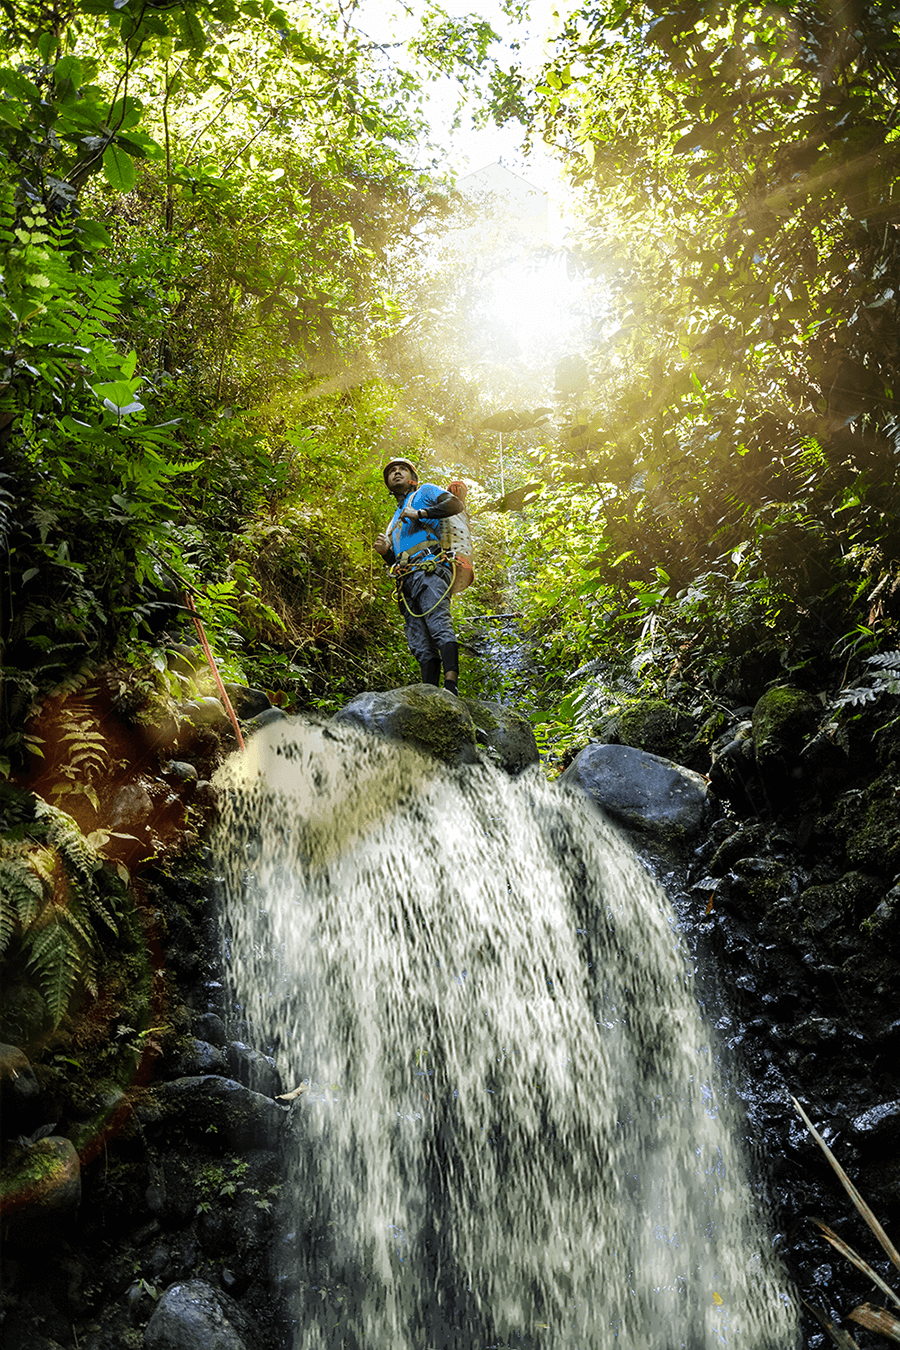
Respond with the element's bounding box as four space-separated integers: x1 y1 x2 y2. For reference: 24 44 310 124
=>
389 544 458 618
384 479 474 615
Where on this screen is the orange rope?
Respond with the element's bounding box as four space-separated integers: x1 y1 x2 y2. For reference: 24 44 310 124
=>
183 592 245 751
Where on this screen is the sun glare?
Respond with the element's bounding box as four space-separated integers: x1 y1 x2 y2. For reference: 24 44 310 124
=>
482 253 592 366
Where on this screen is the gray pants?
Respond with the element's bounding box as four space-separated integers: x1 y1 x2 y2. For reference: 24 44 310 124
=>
399 563 456 663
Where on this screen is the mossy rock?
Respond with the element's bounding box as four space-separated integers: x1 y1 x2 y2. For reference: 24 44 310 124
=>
333 685 479 768
462 698 538 774
827 768 900 876
614 699 699 765
0 1136 81 1248
752 685 819 764
0 979 52 1051
797 871 884 944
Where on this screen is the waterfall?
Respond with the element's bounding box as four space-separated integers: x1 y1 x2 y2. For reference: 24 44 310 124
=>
213 719 799 1350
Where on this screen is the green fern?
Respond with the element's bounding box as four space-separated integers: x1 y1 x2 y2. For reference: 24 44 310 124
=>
0 858 44 955
27 922 78 1027
0 802 126 1027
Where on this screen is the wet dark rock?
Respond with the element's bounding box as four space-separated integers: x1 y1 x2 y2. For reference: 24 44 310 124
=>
708 721 762 812
163 1038 228 1080
850 1099 900 1152
691 815 737 865
1 1136 81 1248
243 706 287 735
152 1077 285 1150
165 643 202 676
0 1043 41 1134
127 1277 161 1323
225 1043 281 1098
796 725 849 793
181 696 230 732
166 760 199 784
860 881 900 942
224 684 273 719
193 1013 226 1047
559 742 710 841
707 824 770 875
143 1278 255 1350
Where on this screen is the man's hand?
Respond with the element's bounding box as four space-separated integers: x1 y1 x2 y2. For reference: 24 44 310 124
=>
399 506 419 523
373 534 391 557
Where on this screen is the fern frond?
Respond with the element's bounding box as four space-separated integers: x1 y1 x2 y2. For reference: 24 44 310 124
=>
48 666 93 699
27 922 77 1027
836 687 878 707
868 650 900 670
61 904 95 950
80 949 98 999
34 800 99 881
0 857 46 939
84 888 119 938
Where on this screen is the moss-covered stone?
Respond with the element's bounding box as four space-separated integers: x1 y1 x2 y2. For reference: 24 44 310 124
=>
462 698 538 774
752 685 819 762
333 685 479 767
798 871 883 940
827 768 900 876
612 699 698 764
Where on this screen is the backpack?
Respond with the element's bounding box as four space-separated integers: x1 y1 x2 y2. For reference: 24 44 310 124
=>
442 479 474 595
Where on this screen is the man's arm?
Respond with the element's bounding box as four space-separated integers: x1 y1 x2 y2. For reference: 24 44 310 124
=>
399 490 463 524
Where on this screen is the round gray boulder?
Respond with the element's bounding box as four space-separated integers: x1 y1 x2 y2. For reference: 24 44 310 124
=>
0 1136 81 1248
558 742 709 841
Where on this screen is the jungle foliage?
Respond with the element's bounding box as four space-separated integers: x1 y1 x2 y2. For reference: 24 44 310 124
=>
499 0 900 726
0 0 486 766
0 0 513 1022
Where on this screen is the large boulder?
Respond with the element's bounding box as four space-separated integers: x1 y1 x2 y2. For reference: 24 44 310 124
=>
0 1136 81 1248
0 1043 41 1135
462 697 539 774
144 1279 253 1350
332 685 478 767
558 742 709 842
152 1077 285 1150
613 698 700 766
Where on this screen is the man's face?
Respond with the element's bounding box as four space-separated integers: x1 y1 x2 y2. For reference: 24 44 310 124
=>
387 464 414 493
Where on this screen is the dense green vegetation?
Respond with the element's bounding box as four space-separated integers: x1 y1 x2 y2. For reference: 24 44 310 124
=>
3 0 900 1021
501 0 900 729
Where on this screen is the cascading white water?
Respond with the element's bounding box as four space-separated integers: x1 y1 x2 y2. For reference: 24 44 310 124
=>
213 719 799 1350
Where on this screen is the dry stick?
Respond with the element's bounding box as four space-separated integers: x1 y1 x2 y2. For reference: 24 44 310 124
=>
183 593 245 751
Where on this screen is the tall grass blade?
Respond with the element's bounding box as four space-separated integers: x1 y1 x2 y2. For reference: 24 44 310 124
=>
848 1303 900 1342
792 1096 900 1277
811 1220 900 1311
803 1298 862 1348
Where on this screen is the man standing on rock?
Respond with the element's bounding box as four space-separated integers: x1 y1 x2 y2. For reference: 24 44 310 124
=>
373 457 464 695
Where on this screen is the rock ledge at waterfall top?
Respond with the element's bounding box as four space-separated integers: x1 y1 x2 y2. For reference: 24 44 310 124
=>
559 742 709 841
331 685 539 774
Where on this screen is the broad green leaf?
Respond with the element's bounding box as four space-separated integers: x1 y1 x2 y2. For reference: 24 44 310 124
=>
102 144 137 192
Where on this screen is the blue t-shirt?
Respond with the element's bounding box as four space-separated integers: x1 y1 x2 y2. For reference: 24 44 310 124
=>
386 483 447 559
